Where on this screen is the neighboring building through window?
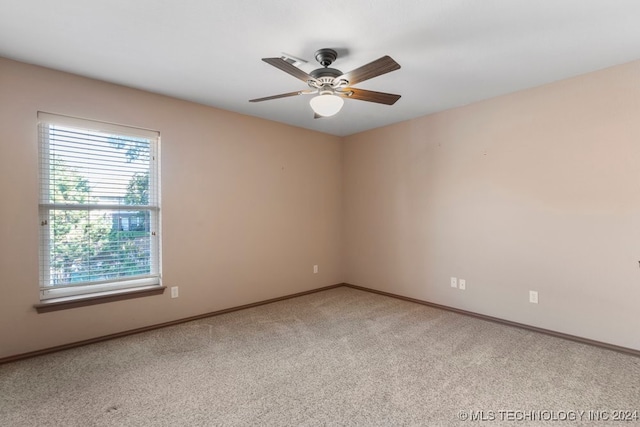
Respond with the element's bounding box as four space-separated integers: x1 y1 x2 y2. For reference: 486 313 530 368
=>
38 112 161 300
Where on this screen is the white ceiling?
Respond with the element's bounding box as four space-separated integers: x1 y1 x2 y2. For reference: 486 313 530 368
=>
1 0 640 136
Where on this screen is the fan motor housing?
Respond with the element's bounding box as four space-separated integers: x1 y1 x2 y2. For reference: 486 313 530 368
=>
310 68 342 79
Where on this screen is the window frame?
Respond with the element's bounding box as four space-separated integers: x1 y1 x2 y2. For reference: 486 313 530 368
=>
36 112 163 308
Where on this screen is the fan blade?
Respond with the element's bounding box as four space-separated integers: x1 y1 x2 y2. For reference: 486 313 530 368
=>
249 91 303 102
262 58 317 84
343 88 401 105
338 56 400 86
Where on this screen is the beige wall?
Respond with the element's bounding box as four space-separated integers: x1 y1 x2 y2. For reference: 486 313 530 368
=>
0 58 343 358
2 56 639 359
343 60 640 350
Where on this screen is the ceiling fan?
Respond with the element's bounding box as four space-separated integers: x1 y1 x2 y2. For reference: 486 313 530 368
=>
249 48 401 118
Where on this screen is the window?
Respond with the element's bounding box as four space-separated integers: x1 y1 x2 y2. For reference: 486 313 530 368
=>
38 112 161 301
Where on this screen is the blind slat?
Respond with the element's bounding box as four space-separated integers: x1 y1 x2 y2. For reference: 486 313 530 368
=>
42 204 160 210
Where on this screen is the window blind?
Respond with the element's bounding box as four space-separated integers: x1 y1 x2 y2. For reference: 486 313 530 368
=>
38 112 161 299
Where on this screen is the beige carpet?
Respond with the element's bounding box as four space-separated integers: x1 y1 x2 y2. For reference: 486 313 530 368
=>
1 287 639 426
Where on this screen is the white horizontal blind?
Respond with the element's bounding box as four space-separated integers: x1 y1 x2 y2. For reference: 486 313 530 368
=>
38 112 161 299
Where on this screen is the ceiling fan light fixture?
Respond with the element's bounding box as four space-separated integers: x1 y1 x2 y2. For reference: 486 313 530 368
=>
309 94 344 117
250 49 401 116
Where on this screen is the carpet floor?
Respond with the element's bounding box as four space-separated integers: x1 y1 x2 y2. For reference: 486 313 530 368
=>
1 287 639 426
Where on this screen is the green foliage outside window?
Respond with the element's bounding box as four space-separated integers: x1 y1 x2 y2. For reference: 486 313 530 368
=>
49 159 151 285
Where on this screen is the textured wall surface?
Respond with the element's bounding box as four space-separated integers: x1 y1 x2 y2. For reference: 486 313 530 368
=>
3 56 639 358
342 60 640 350
0 58 343 358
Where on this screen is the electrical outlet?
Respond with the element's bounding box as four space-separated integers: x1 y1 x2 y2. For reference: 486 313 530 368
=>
459 279 466 290
450 277 457 288
171 286 179 298
313 265 318 274
529 290 538 304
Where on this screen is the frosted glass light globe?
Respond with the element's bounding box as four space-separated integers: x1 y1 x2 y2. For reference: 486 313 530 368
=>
309 94 344 117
